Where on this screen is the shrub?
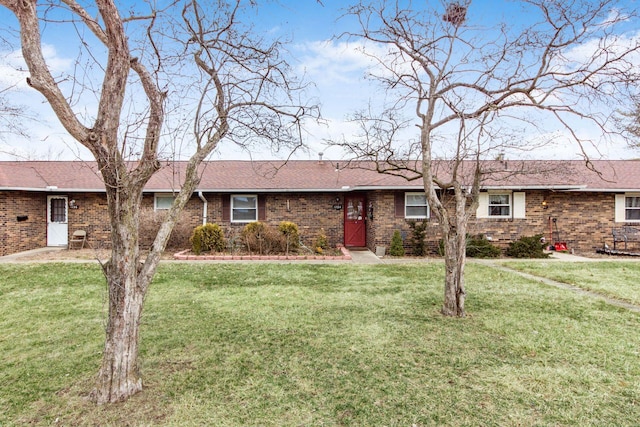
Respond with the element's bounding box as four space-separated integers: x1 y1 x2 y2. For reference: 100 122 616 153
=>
139 208 192 250
190 223 226 255
313 228 329 254
437 234 501 258
242 222 285 255
278 221 300 254
389 230 405 256
466 234 501 258
408 221 427 256
506 234 550 258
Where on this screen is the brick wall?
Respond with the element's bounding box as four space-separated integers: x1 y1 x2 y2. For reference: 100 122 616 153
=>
0 191 47 256
367 190 623 255
69 192 347 251
0 188 631 257
202 193 346 249
67 193 111 247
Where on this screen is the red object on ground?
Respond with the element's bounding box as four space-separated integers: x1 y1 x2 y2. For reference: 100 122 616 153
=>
554 242 568 251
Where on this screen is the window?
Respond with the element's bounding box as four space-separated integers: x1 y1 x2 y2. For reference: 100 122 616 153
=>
405 192 429 219
615 194 640 223
154 194 175 211
626 196 640 221
477 192 525 219
49 197 67 222
231 195 258 222
488 193 511 217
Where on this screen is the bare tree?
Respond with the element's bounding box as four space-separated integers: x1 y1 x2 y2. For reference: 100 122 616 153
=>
0 85 31 144
338 0 639 316
621 98 640 147
0 0 318 403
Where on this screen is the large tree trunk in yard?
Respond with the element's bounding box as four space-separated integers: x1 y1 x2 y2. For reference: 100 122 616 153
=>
92 186 150 404
94 270 145 404
441 226 467 317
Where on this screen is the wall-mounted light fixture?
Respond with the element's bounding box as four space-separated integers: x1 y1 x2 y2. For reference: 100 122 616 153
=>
69 199 79 209
541 199 548 209
368 202 374 220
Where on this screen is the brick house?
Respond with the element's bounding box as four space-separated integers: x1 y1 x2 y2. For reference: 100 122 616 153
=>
1 159 639 257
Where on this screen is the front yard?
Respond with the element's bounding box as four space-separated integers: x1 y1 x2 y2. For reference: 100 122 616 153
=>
1 262 639 426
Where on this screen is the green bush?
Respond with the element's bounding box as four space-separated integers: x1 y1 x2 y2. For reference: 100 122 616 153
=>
466 234 501 258
190 223 226 255
408 221 427 256
389 230 405 256
279 221 300 254
437 234 501 258
506 234 550 258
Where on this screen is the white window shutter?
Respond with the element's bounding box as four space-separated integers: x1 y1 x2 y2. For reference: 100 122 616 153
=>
513 192 526 219
615 194 626 223
476 192 489 218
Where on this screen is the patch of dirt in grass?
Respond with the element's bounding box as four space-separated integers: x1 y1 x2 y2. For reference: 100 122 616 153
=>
18 378 175 426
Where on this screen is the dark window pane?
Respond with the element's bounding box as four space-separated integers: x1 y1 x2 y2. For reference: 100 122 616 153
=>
489 206 510 216
406 206 428 217
626 209 640 220
50 198 66 222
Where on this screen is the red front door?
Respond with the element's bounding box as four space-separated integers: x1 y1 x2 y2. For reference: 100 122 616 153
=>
344 195 366 247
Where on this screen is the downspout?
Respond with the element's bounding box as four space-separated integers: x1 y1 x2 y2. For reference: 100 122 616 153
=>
198 191 208 226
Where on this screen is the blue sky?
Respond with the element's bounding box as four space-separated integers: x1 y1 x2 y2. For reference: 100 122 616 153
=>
0 0 639 161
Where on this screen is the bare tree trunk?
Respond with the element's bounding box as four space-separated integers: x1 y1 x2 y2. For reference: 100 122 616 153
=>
94 266 145 403
92 184 149 404
441 224 467 317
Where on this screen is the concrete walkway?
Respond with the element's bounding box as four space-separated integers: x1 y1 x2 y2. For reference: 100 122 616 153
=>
0 247 386 264
480 259 640 313
346 249 383 264
0 246 635 265
0 247 68 263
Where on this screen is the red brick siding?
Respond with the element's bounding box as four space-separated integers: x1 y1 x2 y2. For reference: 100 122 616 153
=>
0 191 47 256
0 189 631 257
367 190 624 255
205 193 346 249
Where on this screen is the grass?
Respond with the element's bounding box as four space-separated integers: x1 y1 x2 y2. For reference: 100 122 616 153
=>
501 260 640 305
1 261 640 426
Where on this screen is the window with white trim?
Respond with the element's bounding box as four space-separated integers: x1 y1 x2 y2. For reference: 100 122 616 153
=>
154 194 175 211
405 192 429 219
231 195 258 222
488 193 511 217
615 194 640 223
477 191 525 219
626 196 640 221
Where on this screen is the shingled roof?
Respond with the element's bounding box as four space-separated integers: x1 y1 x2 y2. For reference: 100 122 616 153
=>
0 159 639 192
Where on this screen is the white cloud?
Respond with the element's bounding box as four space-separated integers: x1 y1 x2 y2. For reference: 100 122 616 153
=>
296 39 377 86
0 44 72 90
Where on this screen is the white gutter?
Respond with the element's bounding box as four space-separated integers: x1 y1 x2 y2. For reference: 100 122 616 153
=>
198 191 208 226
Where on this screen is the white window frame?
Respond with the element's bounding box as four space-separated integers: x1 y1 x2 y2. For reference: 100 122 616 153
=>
477 191 526 219
615 193 640 223
488 192 511 218
405 192 430 219
154 194 176 211
231 194 258 223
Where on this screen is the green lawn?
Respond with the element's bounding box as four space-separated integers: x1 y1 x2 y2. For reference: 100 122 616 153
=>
501 260 640 305
1 262 639 426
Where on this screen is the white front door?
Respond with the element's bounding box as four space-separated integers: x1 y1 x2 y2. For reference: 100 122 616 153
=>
47 196 68 247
